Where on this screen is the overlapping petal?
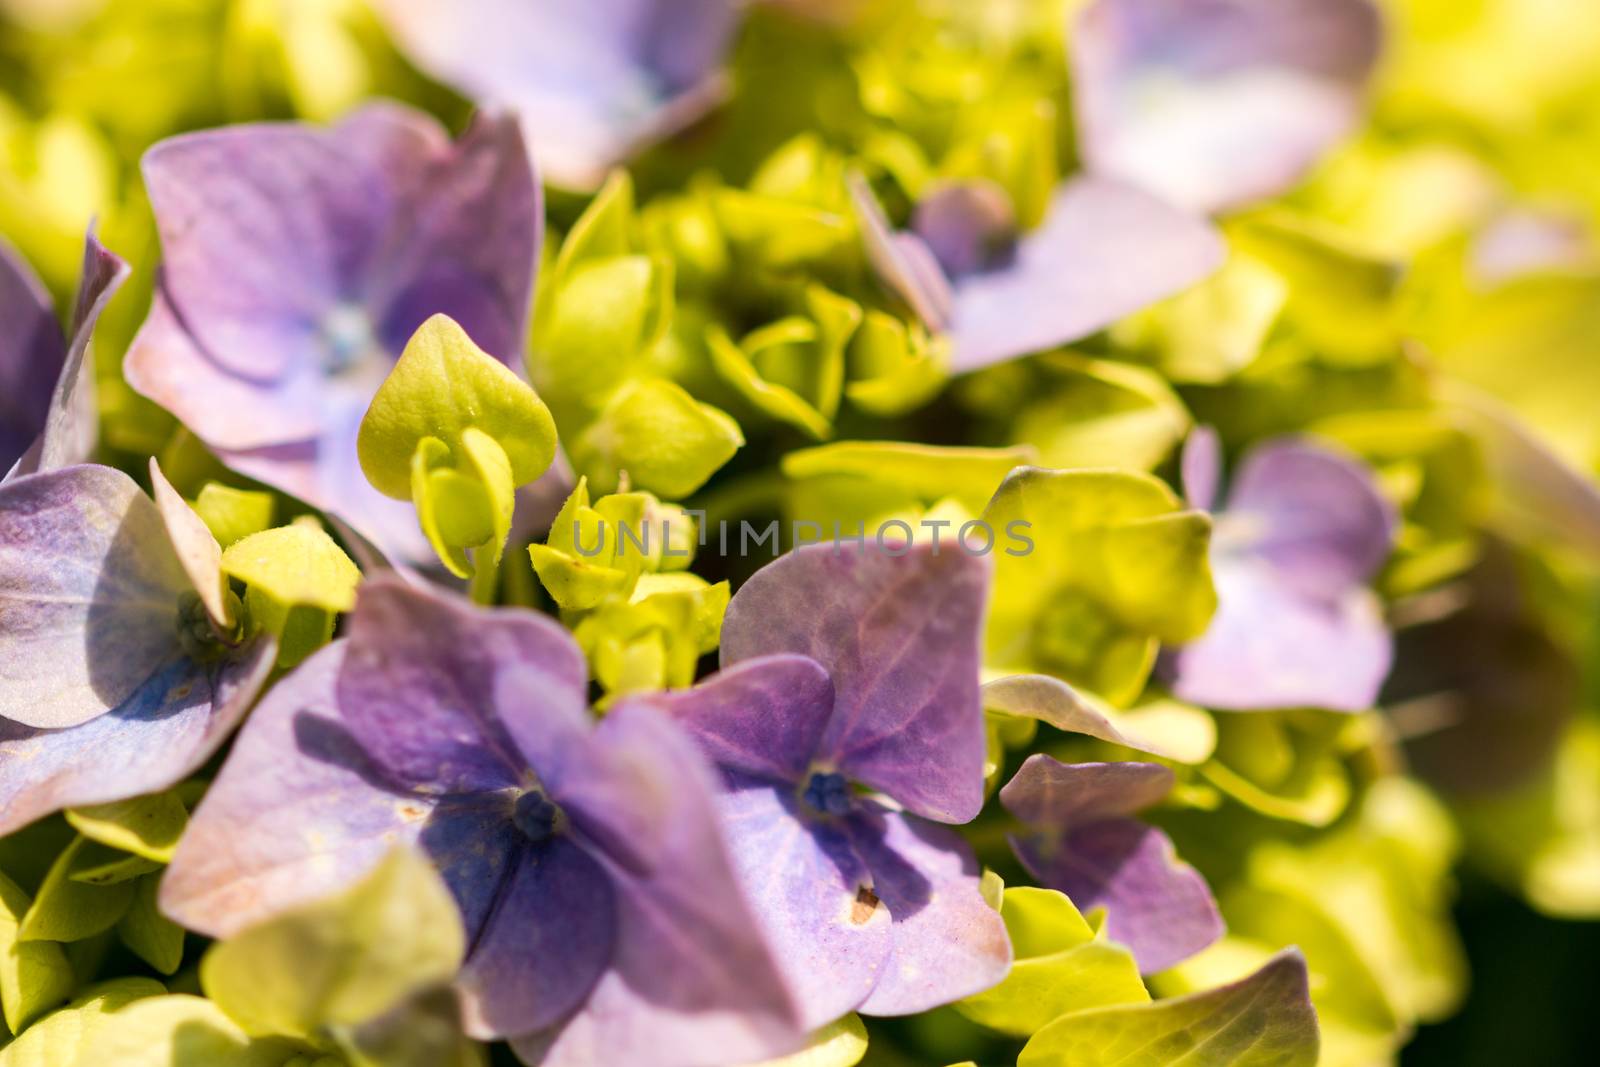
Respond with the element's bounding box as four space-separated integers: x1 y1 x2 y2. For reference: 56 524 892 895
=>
0 236 61 471
704 778 890 1031
618 654 836 784
159 642 431 937
514 708 805 1067
3 229 128 480
163 580 804 1065
847 803 1011 1016
337 576 588 794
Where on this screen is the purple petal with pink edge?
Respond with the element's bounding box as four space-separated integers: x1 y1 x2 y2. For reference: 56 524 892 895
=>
721 543 991 824
336 576 588 794
947 178 1223 372
712 777 890 1030
1166 555 1392 712
0 638 274 838
124 289 325 452
1222 438 1397 598
456 838 617 1039
1010 819 1223 974
1072 0 1383 213
616 654 836 784
847 803 1011 1016
0 237 62 471
160 641 436 937
514 706 806 1067
0 465 192 729
373 0 738 190
998 755 1174 827
1180 425 1222 512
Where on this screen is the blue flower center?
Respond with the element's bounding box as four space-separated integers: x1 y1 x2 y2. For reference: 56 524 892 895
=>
801 771 852 817
321 305 378 376
512 789 564 844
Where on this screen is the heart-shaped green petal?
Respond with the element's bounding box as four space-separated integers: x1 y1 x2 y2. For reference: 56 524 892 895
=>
359 314 556 501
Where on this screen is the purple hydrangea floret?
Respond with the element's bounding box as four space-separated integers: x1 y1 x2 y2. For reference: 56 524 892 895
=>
124 103 539 564
618 542 1012 1028
160 575 806 1067
1166 427 1397 711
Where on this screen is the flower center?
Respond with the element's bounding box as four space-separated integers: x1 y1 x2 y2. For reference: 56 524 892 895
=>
801 771 852 817
320 304 379 376
174 589 238 661
912 180 1019 279
512 788 565 844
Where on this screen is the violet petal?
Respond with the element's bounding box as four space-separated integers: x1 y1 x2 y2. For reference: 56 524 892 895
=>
0 237 63 471
159 641 432 937
1180 425 1222 512
1223 438 1397 597
374 0 738 189
516 705 806 1067
712 778 890 1030
1009 820 1223 975
337 575 588 794
997 755 1174 827
720 543 991 824
617 654 836 784
456 839 616 1038
947 178 1224 371
1167 555 1393 712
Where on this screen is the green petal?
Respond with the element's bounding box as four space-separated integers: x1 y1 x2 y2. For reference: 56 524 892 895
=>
0 978 165 1067
66 792 188 865
200 849 464 1040
572 379 743 498
1019 949 1319 1067
956 887 1149 1037
359 314 556 500
19 838 137 944
0 871 74 1033
68 995 306 1067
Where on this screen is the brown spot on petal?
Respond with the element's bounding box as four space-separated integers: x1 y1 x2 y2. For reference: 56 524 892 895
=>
851 886 880 925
